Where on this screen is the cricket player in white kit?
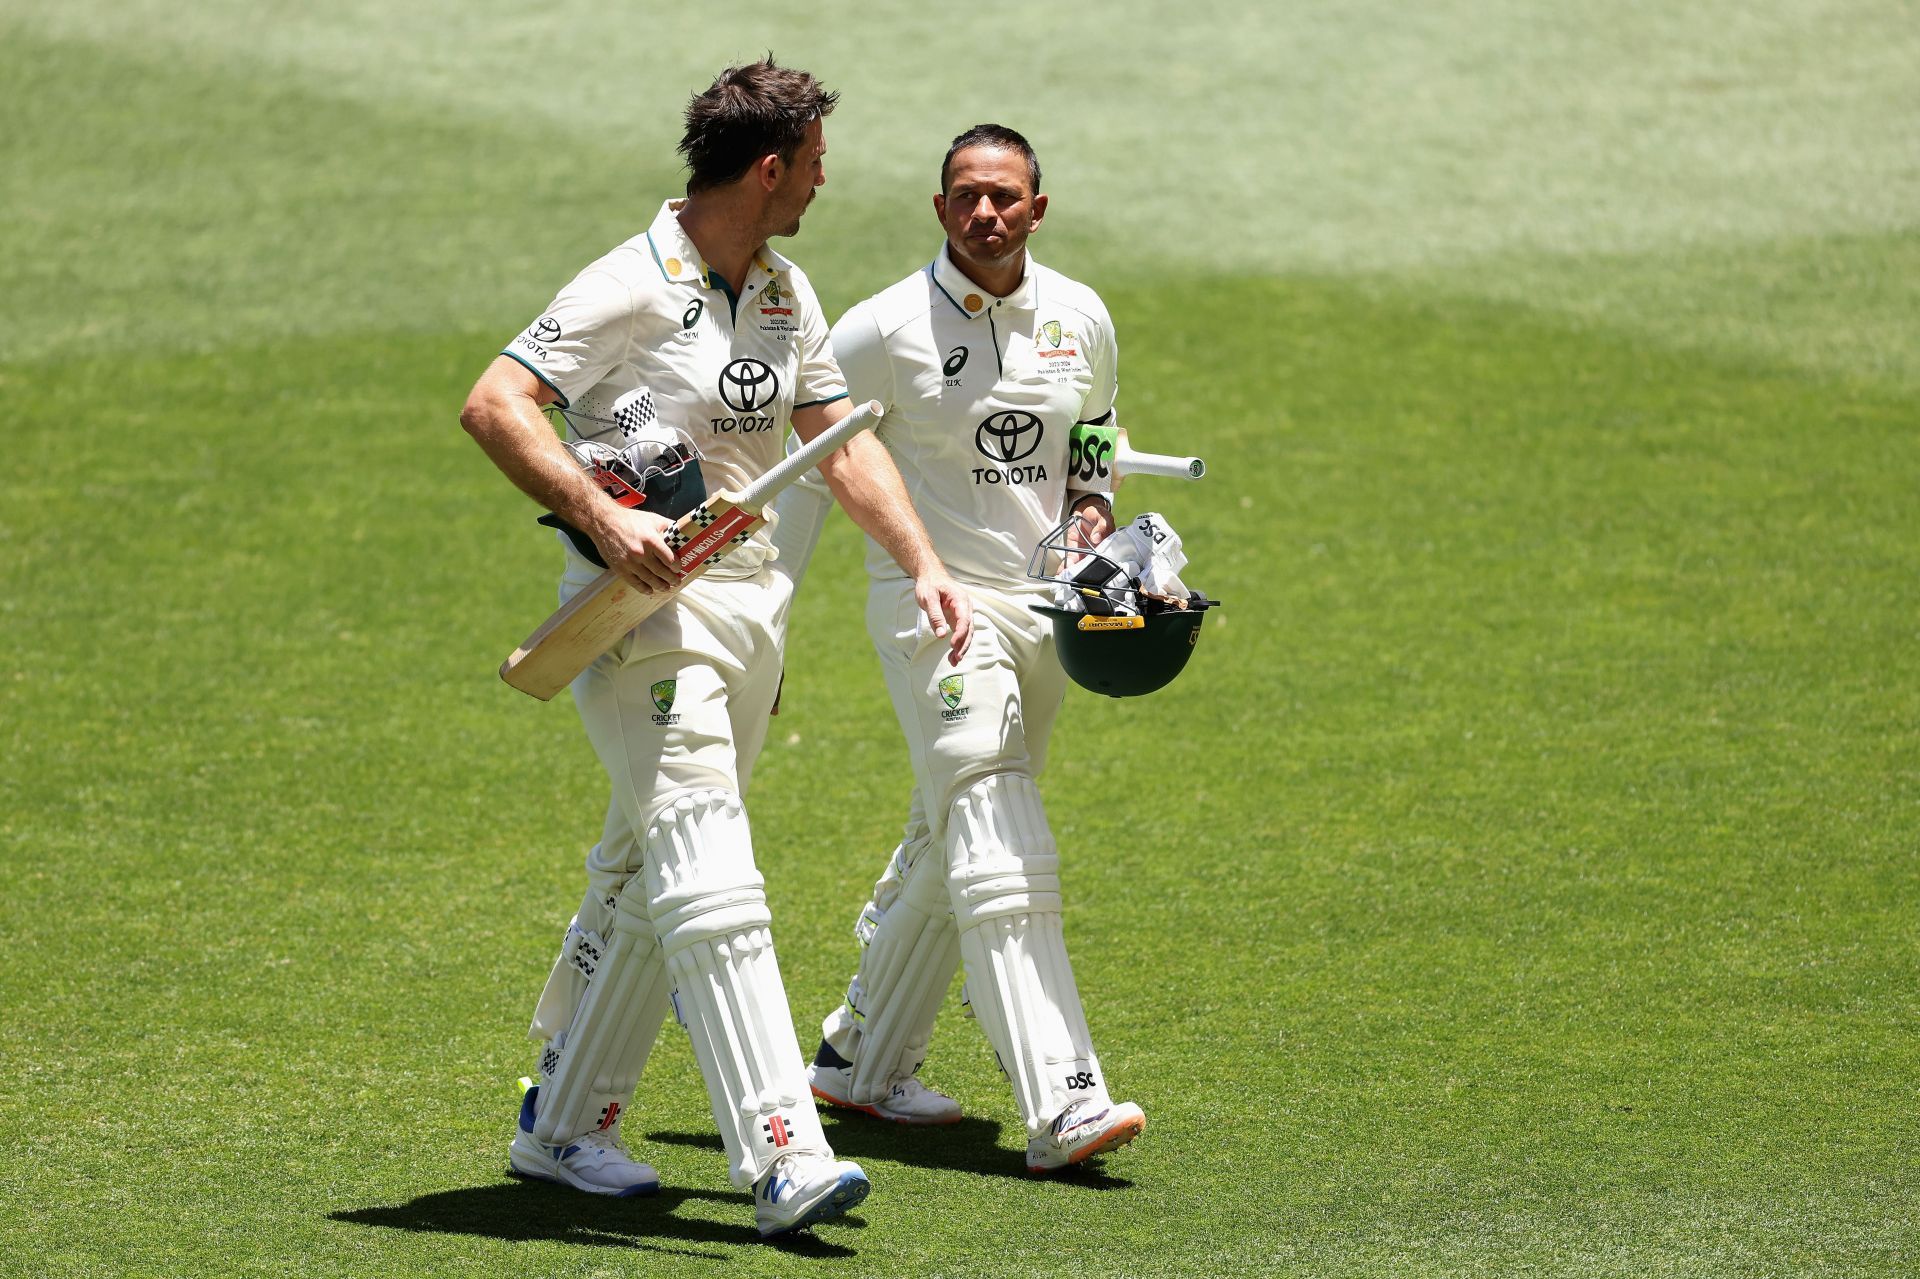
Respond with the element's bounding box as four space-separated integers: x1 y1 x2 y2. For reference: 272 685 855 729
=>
459 61 969 1238
773 125 1146 1172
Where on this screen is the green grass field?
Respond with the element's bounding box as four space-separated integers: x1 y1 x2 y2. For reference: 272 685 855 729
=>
3 4 1915 1276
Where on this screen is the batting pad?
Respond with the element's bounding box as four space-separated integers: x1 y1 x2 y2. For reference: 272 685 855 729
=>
833 820 960 1103
948 773 1110 1139
529 885 616 1045
645 789 829 1187
529 885 673 1145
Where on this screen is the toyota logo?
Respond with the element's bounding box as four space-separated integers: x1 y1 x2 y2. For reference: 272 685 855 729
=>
975 410 1044 464
532 316 561 343
719 358 779 413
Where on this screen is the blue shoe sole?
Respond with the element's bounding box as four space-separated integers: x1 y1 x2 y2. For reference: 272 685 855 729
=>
759 1170 870 1237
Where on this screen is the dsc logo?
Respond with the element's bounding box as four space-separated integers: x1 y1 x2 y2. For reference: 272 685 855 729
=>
1067 432 1113 485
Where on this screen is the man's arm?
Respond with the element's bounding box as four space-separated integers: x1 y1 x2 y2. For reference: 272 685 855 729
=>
1065 291 1123 550
459 355 681 593
791 397 972 664
1066 491 1116 550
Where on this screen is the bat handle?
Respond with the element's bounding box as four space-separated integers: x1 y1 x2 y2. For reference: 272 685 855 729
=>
734 399 884 510
1116 447 1206 481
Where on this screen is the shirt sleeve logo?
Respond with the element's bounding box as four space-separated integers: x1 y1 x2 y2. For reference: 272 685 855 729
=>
532 316 562 343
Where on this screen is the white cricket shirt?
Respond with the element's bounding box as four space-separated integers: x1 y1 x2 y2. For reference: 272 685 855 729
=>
831 247 1117 590
503 200 848 572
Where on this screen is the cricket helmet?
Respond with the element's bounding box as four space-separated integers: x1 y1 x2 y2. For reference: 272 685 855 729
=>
1025 515 1219 698
558 387 707 518
538 387 709 566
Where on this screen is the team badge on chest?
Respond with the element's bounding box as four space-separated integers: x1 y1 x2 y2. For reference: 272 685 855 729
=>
1034 318 1085 384
756 278 799 336
1036 320 1078 357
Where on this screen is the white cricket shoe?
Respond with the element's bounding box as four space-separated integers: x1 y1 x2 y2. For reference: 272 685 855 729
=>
508 1084 660 1197
809 1049 964 1126
1025 1098 1146 1173
753 1151 871 1237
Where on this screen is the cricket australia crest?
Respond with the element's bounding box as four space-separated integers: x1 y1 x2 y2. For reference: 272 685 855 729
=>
938 674 968 722
756 276 799 336
1034 317 1082 378
650 679 680 726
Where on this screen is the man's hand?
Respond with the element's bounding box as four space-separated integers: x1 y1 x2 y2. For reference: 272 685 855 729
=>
914 566 973 666
586 505 683 593
1066 494 1115 551
462 355 684 591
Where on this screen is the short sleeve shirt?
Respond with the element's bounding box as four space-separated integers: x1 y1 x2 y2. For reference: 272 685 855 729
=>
830 247 1118 589
503 200 848 570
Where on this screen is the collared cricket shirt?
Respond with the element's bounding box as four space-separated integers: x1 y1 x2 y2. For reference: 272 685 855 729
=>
830 247 1117 589
503 199 848 572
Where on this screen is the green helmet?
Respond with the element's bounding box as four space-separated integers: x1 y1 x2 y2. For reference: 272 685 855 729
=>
1026 514 1219 698
1030 603 1213 697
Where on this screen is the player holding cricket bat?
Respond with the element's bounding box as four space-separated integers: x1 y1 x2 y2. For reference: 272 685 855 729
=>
771 125 1160 1172
458 60 968 1239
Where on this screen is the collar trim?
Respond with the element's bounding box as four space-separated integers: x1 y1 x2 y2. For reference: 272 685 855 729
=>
645 200 795 291
929 244 1037 319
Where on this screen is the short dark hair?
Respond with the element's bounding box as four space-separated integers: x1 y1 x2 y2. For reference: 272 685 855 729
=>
679 57 839 195
940 124 1041 195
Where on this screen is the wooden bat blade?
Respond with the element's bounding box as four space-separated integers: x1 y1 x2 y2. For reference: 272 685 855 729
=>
497 399 882 702
498 571 662 700
499 496 763 700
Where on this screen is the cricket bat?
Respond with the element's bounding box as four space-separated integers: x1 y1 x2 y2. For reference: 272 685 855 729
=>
500 399 884 701
1065 423 1205 492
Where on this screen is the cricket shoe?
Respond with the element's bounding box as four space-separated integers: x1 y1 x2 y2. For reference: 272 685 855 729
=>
508 1084 660 1197
753 1151 871 1238
808 1041 963 1126
1025 1098 1146 1173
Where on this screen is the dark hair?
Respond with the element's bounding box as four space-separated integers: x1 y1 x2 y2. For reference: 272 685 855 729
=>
679 57 839 195
940 123 1041 195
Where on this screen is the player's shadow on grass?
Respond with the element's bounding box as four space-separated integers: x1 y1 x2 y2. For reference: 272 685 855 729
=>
329 1180 860 1260
647 1119 1134 1188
